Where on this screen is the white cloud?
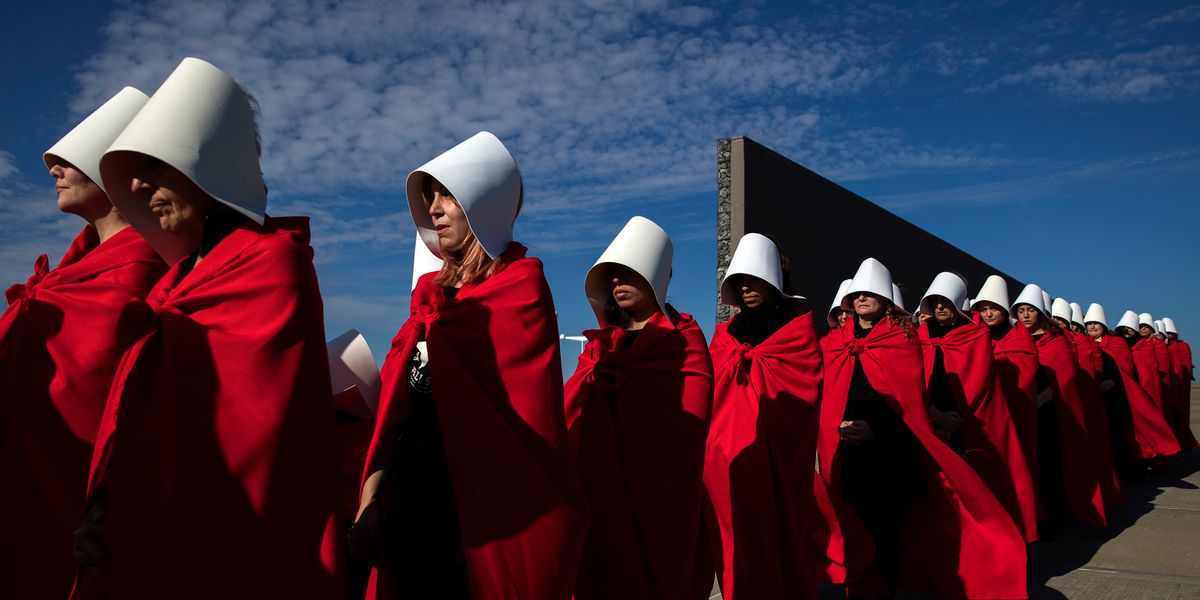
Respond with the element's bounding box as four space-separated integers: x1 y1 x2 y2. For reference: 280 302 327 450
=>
0 151 17 181
1147 5 1200 28
0 161 82 288
973 45 1200 102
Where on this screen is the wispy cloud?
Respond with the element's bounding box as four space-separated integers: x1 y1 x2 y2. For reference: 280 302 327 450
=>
0 157 81 287
1147 4 1200 28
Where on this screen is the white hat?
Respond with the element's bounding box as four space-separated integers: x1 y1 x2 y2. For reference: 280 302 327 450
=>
971 275 1010 313
1116 310 1140 332
327 329 381 419
1154 320 1166 335
1084 303 1108 328
44 87 149 194
411 232 444 291
1011 283 1049 317
1069 302 1085 327
1041 291 1053 316
919 272 969 320
720 233 802 306
1163 317 1178 334
101 57 267 264
1051 298 1072 323
828 278 853 327
585 216 672 326
840 258 894 310
891 284 910 316
406 132 522 260
1138 313 1154 328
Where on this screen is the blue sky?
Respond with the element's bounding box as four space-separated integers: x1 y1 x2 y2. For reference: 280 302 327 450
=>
2 1 1198 376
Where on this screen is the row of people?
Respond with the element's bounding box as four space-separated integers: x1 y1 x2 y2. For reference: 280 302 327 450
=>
0 56 1194 600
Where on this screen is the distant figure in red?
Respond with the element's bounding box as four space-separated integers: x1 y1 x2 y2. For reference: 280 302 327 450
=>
918 273 1036 542
1162 318 1196 450
1011 285 1105 536
565 216 714 600
352 132 586 599
0 88 165 600
817 258 1026 600
704 234 822 599
72 58 340 599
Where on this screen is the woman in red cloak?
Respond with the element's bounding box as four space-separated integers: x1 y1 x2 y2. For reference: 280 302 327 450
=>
1086 307 1180 475
703 233 822 599
565 216 714 600
1163 318 1197 450
818 258 1026 600
351 133 587 599
1011 285 1105 535
0 88 165 600
72 58 341 599
917 273 1036 543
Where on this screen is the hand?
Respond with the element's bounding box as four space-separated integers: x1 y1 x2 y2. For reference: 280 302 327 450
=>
1037 387 1054 407
930 408 963 439
839 420 874 445
74 501 107 575
347 499 384 563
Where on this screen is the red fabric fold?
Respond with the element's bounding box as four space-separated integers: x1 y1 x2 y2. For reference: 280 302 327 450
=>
0 226 165 599
1164 342 1198 451
565 309 714 600
1035 330 1106 527
919 321 1038 542
817 319 1027 600
1097 335 1180 458
364 243 587 600
1068 332 1123 507
704 312 823 600
988 321 1040 508
76 218 341 600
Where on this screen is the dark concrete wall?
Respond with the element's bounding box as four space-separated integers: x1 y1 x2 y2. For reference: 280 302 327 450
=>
716 136 1023 332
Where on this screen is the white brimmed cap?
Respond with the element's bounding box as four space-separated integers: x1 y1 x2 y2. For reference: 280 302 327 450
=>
1012 283 1049 317
1051 298 1072 323
1084 303 1108 328
1069 302 1085 327
1138 313 1154 328
1154 320 1166 335
1116 310 1139 332
840 258 894 310
970 275 1010 313
406 132 522 260
411 233 444 291
101 58 267 264
919 272 969 321
720 233 803 305
585 216 672 326
44 87 149 194
828 278 853 327
1163 317 1178 334
327 329 381 419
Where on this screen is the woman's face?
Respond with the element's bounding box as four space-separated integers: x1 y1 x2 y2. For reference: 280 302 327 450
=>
852 292 886 321
977 302 1008 327
738 275 776 309
1119 326 1138 340
610 264 658 318
836 308 850 327
1016 304 1042 330
49 159 106 216
1139 324 1153 339
426 177 471 254
930 295 959 326
1086 322 1105 338
129 156 219 238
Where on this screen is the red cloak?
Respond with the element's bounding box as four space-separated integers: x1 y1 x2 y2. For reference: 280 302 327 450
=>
565 309 714 600
988 321 1040 500
1068 332 1122 507
919 321 1038 543
1165 342 1198 450
1177 340 1194 382
704 312 823 600
817 318 1027 600
364 244 587 600
0 226 164 599
1097 335 1180 458
75 218 341 600
1035 330 1106 527
1131 338 1166 414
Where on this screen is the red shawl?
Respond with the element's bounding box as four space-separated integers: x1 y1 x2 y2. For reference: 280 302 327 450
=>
1035 330 1106 527
1131 338 1166 413
919 321 1037 543
75 218 341 600
364 244 586 600
1165 342 1198 451
704 312 823 600
1097 335 1180 458
565 309 714 600
1068 332 1122 507
0 226 164 599
1177 340 1194 381
817 319 1026 600
988 321 1039 501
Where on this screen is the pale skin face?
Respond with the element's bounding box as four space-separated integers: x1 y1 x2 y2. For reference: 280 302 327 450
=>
1118 326 1138 340
425 177 471 255
1053 317 1071 330
737 274 777 309
929 296 959 327
1016 304 1044 334
130 155 221 253
610 264 659 329
1139 324 1154 339
50 160 106 215
976 301 1008 327
852 292 886 327
835 308 851 327
1168 333 1179 342
1086 322 1106 339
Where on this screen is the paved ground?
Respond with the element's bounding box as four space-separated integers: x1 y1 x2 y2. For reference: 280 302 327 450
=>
709 386 1200 600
